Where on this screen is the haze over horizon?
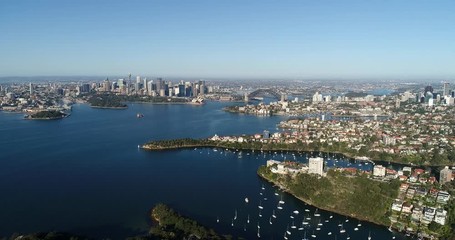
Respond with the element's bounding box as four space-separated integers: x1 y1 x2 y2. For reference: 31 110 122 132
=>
1 0 454 79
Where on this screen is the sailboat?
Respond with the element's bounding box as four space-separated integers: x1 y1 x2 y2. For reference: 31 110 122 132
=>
257 227 260 238
259 209 262 217
247 214 250 224
298 221 304 230
216 217 219 223
272 210 276 218
269 217 272 225
388 224 393 232
279 195 285 204
234 210 237 220
311 231 316 238
357 220 362 227
303 231 308 240
284 232 288 240
314 209 321 217
293 210 299 214
368 231 372 240
291 221 296 229
277 203 283 210
340 223 346 233
328 232 332 235
231 219 234 227
245 197 249 203
261 184 265 190
286 225 291 235
258 200 263 209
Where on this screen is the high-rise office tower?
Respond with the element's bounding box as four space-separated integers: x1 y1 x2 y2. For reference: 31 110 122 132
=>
29 82 34 95
443 82 450 97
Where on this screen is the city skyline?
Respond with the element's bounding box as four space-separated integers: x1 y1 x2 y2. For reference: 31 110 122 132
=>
1 0 455 79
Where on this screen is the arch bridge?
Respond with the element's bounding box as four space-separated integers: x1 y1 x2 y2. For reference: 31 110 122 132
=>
247 88 282 100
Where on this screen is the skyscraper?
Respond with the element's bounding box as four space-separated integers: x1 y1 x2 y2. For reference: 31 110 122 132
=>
308 157 324 176
424 85 433 94
443 82 450 97
29 82 34 95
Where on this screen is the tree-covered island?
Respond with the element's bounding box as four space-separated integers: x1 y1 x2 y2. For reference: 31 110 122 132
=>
25 110 68 120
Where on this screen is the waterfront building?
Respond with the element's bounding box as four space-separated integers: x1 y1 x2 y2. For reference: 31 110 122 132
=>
440 166 452 184
373 165 386 177
308 157 324 176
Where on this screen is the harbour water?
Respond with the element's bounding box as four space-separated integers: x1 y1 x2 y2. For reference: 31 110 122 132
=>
0 102 409 239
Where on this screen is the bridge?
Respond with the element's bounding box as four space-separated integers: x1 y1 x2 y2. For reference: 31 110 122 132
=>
247 88 282 100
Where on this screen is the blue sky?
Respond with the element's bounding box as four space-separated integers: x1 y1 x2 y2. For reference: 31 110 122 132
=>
0 0 454 79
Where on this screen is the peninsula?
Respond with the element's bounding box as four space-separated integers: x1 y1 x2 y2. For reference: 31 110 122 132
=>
257 160 455 239
87 94 128 109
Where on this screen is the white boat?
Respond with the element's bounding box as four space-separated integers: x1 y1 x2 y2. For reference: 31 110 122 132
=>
347 235 351 240
316 227 320 231
245 197 249 203
305 209 310 212
257 227 260 238
261 184 265 190
272 210 276 218
275 192 279 196
302 221 309 225
291 221 296 229
368 231 371 240
354 227 359 231
314 209 320 217
286 225 291 235
269 217 272 225
231 219 234 227
257 222 260 229
279 195 285 204
325 220 329 223
317 221 323 226
303 231 308 240
284 232 288 240
340 223 346 233
293 210 299 214
216 217 219 223
258 201 263 209
388 225 393 232
290 215 294 219
277 203 283 210
311 234 317 238
328 232 332 235
329 215 333 219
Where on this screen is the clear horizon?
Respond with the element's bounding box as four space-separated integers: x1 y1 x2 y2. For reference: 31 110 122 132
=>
1 0 454 79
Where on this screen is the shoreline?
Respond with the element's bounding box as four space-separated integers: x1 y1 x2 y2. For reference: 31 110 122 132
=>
141 140 453 168
90 105 128 109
